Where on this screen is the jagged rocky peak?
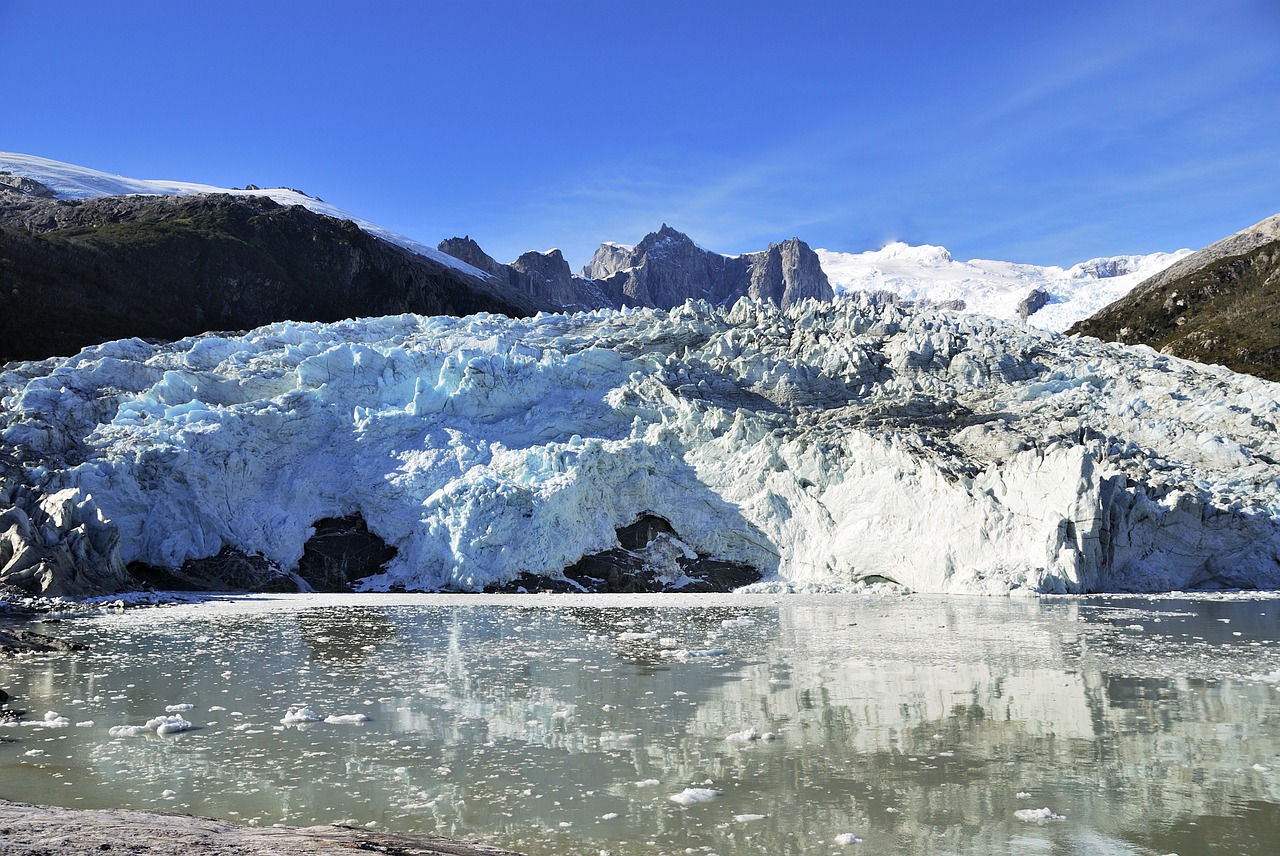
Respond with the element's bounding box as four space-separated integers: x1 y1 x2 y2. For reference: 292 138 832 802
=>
437 237 602 312
436 236 506 279
582 225 834 310
511 247 572 282
637 223 698 254
582 241 635 280
741 237 835 308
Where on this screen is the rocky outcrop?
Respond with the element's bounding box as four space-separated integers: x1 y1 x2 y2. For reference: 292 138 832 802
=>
296 515 397 592
0 191 537 363
582 225 834 310
437 236 607 311
1018 287 1050 320
0 627 87 656
1 455 132 599
128 548 302 594
0 172 55 198
1069 213 1280 380
487 515 761 593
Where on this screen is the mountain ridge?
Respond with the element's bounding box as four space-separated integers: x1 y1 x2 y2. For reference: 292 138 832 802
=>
1067 213 1280 380
0 189 536 363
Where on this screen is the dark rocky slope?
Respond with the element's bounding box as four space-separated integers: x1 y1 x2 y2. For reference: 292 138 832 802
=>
1069 213 1280 380
0 189 536 363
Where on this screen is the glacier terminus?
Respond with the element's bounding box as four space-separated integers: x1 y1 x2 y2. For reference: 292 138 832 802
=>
3 296 1280 598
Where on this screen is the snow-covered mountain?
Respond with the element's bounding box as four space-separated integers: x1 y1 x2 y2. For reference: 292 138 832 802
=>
819 242 1192 332
4 298 1279 599
0 152 489 279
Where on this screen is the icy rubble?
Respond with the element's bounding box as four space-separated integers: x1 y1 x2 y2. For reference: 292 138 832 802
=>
3 296 1280 596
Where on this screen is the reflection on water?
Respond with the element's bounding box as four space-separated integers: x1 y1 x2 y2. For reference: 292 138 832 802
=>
2 593 1279 856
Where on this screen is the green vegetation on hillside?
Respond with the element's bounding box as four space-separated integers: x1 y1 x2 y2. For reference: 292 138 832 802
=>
1068 241 1280 381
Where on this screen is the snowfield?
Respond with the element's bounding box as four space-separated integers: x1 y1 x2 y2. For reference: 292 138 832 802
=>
4 297 1280 597
819 242 1192 332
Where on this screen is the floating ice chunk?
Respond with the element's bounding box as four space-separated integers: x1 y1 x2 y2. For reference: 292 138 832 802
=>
1015 807 1066 822
165 703 194 712
323 714 370 725
152 715 192 734
735 813 767 822
108 714 191 737
835 832 862 844
668 648 729 660
726 727 760 742
721 616 756 628
75 720 94 728
635 779 660 787
600 812 619 820
161 789 177 799
41 712 71 727
669 787 719 805
618 631 658 641
1015 791 1032 799
281 706 322 725
1253 763 1273 773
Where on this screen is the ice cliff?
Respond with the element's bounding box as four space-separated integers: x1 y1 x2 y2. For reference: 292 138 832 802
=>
4 297 1280 597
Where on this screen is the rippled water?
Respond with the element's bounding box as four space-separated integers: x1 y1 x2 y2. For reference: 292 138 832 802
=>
2 592 1279 855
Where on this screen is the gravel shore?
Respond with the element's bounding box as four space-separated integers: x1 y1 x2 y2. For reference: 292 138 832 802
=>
0 801 527 855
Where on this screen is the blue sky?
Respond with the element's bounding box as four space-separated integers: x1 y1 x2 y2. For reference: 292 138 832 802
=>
3 0 1278 269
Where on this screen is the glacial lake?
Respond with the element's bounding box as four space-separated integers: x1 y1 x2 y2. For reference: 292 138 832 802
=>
2 592 1279 856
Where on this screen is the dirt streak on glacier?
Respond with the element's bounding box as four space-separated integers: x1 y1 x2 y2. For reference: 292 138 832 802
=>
2 296 1279 598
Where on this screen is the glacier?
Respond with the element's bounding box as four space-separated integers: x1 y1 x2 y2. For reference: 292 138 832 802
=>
3 297 1280 597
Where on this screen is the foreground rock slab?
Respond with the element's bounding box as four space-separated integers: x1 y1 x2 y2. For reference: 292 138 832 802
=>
0 627 86 657
0 801 527 856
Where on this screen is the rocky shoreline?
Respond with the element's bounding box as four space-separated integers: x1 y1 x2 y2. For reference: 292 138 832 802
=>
0 801 527 855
